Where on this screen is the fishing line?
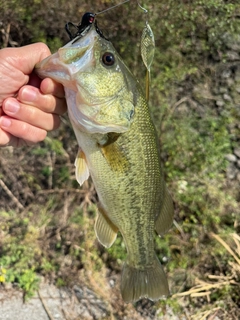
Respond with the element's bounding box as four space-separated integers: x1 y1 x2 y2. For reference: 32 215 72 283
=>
95 0 131 16
96 0 149 16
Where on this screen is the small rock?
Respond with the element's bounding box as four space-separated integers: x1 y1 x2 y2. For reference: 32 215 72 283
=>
236 87 240 94
226 163 238 180
223 93 232 101
224 34 240 51
225 154 237 162
226 78 234 87
162 256 168 263
234 147 240 158
216 100 224 107
219 87 228 94
221 69 232 78
73 285 109 319
226 51 240 61
235 71 240 82
109 279 115 288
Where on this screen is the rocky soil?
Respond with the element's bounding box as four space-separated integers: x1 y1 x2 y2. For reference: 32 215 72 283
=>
0 280 187 320
175 34 240 183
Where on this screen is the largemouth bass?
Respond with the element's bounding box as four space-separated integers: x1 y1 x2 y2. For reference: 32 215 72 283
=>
35 18 174 303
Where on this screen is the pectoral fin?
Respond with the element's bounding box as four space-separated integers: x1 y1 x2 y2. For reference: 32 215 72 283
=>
74 149 89 186
100 134 129 173
155 188 174 236
94 206 118 248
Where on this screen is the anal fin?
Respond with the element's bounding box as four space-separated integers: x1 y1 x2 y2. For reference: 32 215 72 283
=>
155 188 174 236
74 149 89 186
94 205 118 248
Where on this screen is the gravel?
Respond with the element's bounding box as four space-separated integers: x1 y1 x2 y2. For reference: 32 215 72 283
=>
0 279 188 320
0 281 108 320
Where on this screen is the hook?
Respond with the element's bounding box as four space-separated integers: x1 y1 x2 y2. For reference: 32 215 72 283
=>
137 1 148 15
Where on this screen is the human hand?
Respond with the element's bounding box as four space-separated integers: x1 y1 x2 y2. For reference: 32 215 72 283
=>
0 43 67 147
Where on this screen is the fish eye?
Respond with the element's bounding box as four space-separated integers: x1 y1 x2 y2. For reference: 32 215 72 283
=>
102 52 115 66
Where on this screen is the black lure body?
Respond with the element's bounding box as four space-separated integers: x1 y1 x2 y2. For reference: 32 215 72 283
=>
65 12 107 42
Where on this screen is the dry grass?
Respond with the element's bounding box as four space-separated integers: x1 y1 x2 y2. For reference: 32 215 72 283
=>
172 233 240 319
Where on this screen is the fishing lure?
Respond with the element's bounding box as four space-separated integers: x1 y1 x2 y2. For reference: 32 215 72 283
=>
138 2 155 101
65 1 155 101
65 12 107 43
65 12 95 40
65 0 131 41
141 21 155 101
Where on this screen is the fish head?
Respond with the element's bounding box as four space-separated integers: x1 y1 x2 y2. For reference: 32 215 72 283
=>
36 24 137 134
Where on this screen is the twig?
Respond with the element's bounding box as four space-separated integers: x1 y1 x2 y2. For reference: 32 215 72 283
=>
173 219 185 238
47 152 53 190
196 308 221 320
37 290 55 320
2 23 10 48
0 178 24 210
170 96 189 115
172 279 237 298
208 274 232 280
37 188 86 195
208 309 221 320
210 232 240 266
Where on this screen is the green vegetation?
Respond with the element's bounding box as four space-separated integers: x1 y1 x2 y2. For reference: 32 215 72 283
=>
0 0 240 318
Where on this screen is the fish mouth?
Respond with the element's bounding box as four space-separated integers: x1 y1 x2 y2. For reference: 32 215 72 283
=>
35 27 97 83
35 51 70 83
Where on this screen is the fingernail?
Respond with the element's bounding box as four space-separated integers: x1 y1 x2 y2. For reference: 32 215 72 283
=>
0 117 11 128
4 99 20 114
21 87 37 102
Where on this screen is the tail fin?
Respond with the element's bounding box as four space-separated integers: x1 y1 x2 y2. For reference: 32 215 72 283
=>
120 255 170 303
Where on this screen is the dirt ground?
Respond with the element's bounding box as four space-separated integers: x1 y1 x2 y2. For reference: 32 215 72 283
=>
0 279 187 320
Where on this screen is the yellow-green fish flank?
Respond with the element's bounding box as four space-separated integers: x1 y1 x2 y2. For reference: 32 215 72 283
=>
35 23 174 303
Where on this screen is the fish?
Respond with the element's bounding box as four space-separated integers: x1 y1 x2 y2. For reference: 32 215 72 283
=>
35 16 174 303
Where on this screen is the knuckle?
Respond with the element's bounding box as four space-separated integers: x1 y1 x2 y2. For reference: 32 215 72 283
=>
52 115 61 130
25 105 37 123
